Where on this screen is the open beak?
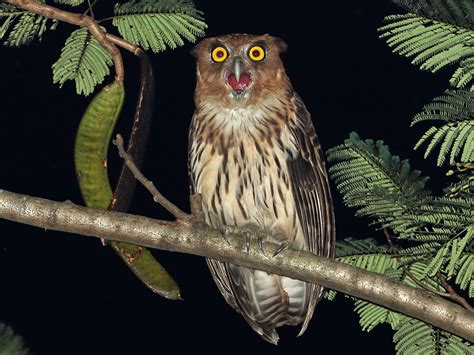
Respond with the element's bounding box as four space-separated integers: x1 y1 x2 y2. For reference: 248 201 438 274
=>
226 56 252 95
231 56 245 82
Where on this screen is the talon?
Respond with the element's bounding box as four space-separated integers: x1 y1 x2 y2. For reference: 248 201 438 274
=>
272 241 288 257
219 226 231 245
221 231 230 245
245 232 251 254
257 235 266 255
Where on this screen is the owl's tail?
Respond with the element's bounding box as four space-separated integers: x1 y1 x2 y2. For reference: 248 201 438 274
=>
226 264 311 345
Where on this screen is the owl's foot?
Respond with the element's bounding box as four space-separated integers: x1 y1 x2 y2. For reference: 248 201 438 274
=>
219 224 268 255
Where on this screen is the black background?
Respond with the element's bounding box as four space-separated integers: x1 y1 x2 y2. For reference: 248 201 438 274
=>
0 0 453 354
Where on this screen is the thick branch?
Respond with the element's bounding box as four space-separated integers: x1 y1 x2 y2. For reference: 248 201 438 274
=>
0 189 473 342
5 0 124 80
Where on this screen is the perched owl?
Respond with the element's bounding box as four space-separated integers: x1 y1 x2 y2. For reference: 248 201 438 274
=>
188 34 335 344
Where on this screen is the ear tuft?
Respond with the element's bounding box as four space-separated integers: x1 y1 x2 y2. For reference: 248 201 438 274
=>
274 37 287 53
191 43 200 57
263 35 287 54
191 37 209 57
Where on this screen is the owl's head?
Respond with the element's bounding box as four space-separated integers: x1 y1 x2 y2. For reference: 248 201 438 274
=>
192 34 289 106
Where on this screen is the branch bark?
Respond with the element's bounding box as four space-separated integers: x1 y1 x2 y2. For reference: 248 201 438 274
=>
0 189 473 341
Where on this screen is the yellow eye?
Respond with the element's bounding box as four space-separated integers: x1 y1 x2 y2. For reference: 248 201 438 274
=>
211 46 228 63
248 45 265 61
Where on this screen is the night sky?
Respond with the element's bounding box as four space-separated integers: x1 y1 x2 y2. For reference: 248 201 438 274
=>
0 1 454 354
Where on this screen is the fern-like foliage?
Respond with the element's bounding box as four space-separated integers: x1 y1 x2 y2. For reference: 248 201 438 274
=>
112 0 207 52
327 132 429 235
328 133 473 351
393 0 474 29
330 239 447 335
328 1 474 352
454 253 474 297
335 238 396 271
52 28 113 96
445 164 474 198
378 0 474 90
327 132 473 243
394 316 473 354
0 323 29 355
328 237 473 352
0 3 55 47
333 238 403 332
412 89 474 166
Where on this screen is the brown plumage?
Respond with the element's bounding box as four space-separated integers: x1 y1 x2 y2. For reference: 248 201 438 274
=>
188 33 335 344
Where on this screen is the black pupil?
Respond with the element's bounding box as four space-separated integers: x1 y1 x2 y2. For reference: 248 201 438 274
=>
216 50 224 58
253 49 260 57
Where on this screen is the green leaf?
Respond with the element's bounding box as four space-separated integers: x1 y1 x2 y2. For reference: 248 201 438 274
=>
328 133 473 245
112 0 207 52
454 254 474 297
393 316 473 354
354 298 402 332
353 267 403 332
0 3 55 47
446 227 473 277
327 132 430 237
332 238 397 301
324 289 337 301
379 3 474 90
334 239 403 332
403 261 446 292
0 323 29 355
412 89 474 166
393 0 474 29
52 28 113 96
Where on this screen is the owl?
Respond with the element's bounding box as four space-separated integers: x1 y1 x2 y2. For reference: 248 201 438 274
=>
188 34 335 344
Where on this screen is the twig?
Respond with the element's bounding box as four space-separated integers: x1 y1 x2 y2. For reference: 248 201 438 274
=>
437 273 474 313
0 189 473 341
84 0 95 19
384 228 473 312
5 0 124 81
106 33 141 56
384 228 450 296
112 134 190 221
405 270 450 297
383 228 397 251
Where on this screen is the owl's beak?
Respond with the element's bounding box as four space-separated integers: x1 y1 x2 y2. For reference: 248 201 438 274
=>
231 56 245 82
226 56 252 96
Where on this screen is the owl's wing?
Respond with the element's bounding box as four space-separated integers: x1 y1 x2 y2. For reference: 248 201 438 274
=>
286 92 336 335
187 115 244 324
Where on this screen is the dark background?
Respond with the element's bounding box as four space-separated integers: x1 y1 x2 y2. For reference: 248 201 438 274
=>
0 0 453 354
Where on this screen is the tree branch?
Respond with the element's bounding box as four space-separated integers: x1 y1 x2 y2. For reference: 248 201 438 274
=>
437 273 474 313
0 189 473 341
112 134 190 221
5 0 124 81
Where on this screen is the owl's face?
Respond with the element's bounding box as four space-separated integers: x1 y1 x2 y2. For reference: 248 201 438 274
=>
192 34 289 106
